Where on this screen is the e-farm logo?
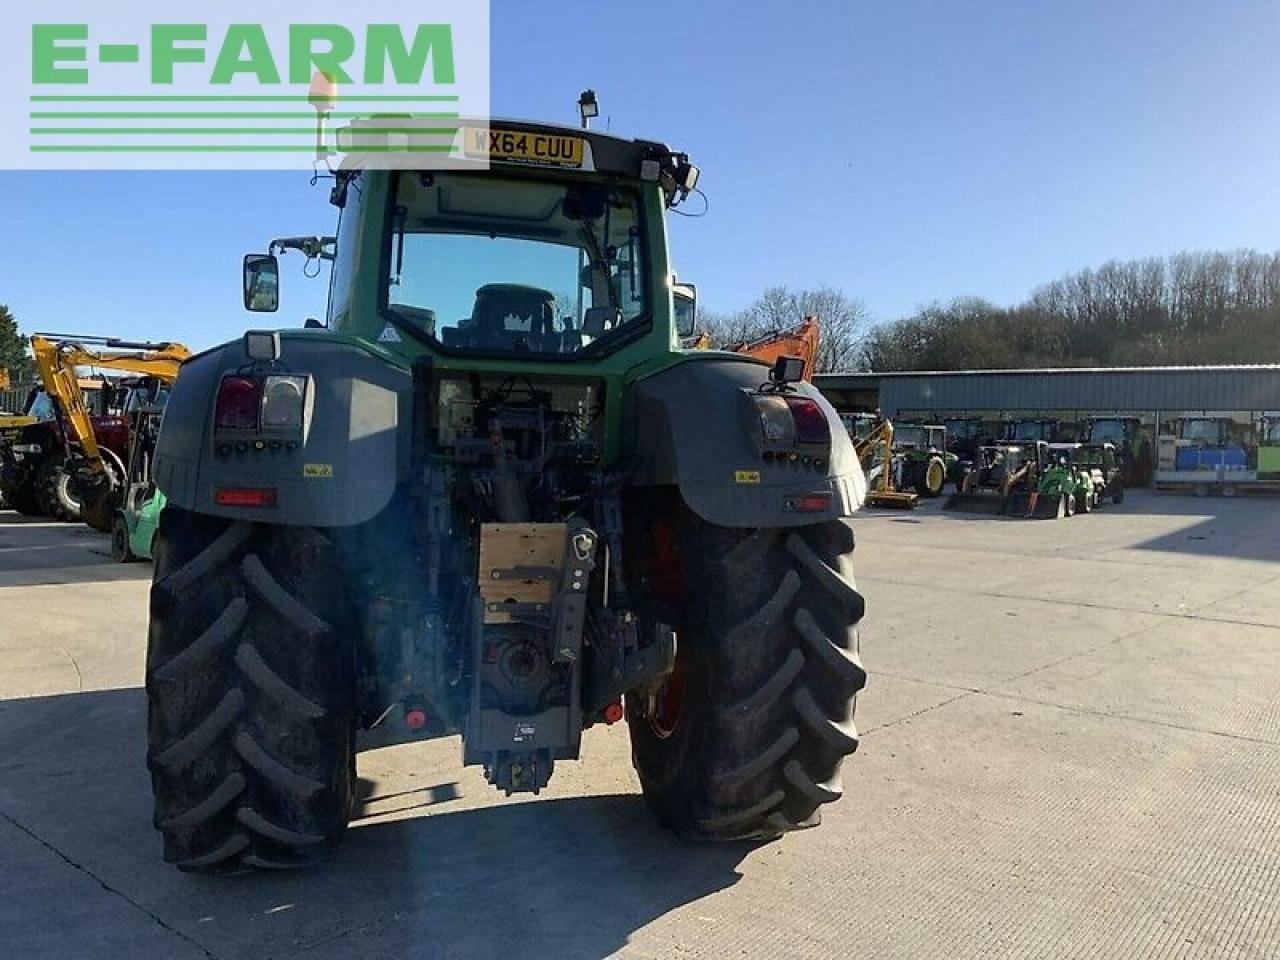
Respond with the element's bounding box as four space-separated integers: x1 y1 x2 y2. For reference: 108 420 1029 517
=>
1 1 490 170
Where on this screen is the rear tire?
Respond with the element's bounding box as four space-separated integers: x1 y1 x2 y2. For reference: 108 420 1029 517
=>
627 513 866 839
7 478 40 515
111 513 135 562
146 508 355 872
916 457 946 497
36 455 81 522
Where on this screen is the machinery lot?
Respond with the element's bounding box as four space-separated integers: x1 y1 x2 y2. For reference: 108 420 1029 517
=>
2 492 1279 959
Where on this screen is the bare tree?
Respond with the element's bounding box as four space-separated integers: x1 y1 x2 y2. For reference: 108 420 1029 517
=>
698 286 871 373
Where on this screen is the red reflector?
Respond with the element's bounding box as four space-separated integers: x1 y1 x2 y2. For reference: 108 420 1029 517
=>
787 493 833 513
603 701 625 724
783 397 831 443
215 376 261 430
215 487 277 508
404 706 428 731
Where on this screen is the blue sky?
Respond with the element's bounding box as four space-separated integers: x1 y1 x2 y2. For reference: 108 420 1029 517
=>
2 0 1278 349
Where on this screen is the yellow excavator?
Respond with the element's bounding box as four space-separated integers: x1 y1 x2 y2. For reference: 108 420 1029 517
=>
3 335 190 529
852 417 919 509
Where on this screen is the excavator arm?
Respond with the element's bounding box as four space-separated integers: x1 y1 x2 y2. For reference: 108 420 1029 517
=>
727 316 820 381
28 334 190 528
850 417 918 509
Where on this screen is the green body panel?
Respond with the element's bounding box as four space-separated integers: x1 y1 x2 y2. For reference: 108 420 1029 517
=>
124 489 165 560
1259 445 1280 476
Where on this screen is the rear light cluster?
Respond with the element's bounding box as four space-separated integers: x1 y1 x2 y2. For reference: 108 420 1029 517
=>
752 394 832 447
215 374 308 432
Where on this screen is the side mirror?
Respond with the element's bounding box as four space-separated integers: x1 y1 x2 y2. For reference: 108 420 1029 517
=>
673 282 697 338
243 254 280 313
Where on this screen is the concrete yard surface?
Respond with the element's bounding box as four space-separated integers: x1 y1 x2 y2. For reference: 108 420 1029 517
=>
1 492 1279 959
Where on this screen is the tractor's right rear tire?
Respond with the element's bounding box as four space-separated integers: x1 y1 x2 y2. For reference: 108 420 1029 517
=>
110 513 135 562
916 457 946 498
6 478 40 515
36 455 81 522
146 508 355 872
627 513 866 840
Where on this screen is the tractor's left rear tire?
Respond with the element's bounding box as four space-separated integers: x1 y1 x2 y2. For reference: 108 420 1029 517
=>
146 509 355 872
627 511 866 840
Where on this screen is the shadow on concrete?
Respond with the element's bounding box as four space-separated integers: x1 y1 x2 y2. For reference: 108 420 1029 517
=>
0 510 152 586
0 687 753 960
1113 491 1280 563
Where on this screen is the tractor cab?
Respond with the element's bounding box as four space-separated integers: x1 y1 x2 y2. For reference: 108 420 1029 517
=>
1004 418 1060 443
1178 417 1230 446
892 423 947 453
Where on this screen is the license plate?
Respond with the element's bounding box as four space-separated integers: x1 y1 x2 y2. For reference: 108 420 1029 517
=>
466 127 584 168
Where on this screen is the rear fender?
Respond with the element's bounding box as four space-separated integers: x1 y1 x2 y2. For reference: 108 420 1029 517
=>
626 355 864 527
155 336 411 527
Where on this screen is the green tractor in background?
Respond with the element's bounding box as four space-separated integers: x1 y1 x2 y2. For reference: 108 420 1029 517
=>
1075 441 1125 505
1023 444 1091 517
142 116 868 872
1082 416 1152 486
891 423 958 497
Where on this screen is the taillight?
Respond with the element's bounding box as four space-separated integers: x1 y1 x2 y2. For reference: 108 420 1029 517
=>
753 395 794 444
215 487 277 508
261 375 307 430
215 376 261 430
783 397 831 444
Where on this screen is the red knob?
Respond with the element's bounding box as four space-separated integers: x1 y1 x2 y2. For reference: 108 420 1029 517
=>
603 701 624 724
405 706 428 731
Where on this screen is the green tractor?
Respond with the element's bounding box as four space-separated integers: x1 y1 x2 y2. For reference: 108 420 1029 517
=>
1075 441 1125 505
1017 444 1089 518
891 423 958 497
143 118 869 872
1082 416 1152 486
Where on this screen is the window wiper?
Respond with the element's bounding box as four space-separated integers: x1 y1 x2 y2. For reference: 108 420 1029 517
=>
575 214 616 309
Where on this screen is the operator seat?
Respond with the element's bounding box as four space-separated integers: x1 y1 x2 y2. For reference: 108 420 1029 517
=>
470 284 557 345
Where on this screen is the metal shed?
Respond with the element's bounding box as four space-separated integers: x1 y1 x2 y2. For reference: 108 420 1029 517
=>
816 366 1280 418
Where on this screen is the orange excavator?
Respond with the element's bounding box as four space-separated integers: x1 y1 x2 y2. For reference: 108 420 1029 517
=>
685 313 821 381
725 316 820 381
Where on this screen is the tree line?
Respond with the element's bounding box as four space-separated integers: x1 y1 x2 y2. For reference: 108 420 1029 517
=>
863 249 1280 371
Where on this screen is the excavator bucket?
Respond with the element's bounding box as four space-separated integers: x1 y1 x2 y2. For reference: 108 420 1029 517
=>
943 490 1007 514
1004 491 1068 519
867 489 919 510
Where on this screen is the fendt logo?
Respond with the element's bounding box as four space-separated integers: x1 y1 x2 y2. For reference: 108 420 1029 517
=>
1 1 490 170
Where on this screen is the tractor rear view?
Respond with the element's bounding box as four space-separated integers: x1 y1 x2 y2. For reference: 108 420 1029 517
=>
144 117 868 872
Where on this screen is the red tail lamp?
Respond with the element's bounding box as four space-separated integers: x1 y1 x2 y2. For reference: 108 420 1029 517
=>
215 376 261 430
783 396 831 444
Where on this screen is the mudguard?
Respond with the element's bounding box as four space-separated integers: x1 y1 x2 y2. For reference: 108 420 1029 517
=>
155 334 411 527
627 354 865 527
